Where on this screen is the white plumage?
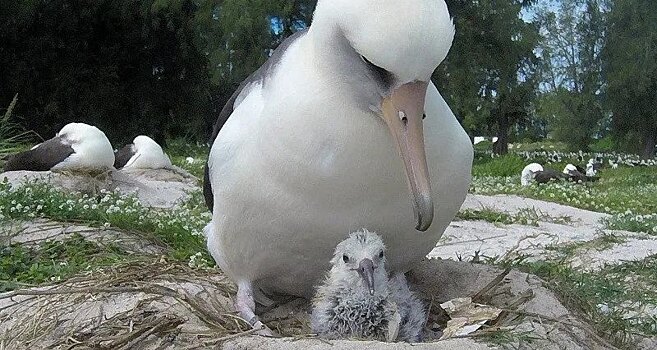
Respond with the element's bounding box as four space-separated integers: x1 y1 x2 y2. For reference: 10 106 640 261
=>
562 163 578 174
521 163 544 186
204 0 473 330
51 123 115 172
122 136 172 169
311 229 425 342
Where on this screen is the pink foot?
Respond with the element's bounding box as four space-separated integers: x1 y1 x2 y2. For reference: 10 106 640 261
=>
235 281 276 337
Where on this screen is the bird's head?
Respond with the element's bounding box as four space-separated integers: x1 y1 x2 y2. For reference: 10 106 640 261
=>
57 123 103 144
311 0 454 231
521 163 543 186
330 229 388 296
563 164 578 175
133 135 160 153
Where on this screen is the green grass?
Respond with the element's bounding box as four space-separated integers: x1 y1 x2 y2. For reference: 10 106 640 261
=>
471 151 657 347
0 94 33 163
473 153 529 177
0 179 212 264
472 165 657 217
166 138 208 178
543 232 627 258
456 206 572 226
498 255 657 346
0 234 129 292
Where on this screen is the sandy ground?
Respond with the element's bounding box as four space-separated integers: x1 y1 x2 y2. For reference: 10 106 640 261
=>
1 172 656 349
431 194 657 270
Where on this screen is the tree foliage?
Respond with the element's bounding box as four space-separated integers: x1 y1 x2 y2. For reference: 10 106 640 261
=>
603 0 657 158
437 0 540 154
0 0 216 145
0 0 653 159
534 0 607 151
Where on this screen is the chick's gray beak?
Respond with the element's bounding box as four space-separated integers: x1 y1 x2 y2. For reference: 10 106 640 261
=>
357 258 375 295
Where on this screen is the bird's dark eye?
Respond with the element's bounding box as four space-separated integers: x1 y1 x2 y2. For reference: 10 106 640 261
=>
378 251 384 259
422 113 427 120
342 254 349 263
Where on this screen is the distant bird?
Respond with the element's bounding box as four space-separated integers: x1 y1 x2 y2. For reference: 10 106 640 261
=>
114 135 172 170
522 163 574 185
549 152 561 163
521 163 544 186
311 230 425 342
203 0 473 330
534 167 567 184
562 164 586 183
586 158 602 177
2 123 114 173
563 163 599 183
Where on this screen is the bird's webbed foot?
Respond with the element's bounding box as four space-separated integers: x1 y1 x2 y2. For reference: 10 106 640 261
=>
235 281 276 337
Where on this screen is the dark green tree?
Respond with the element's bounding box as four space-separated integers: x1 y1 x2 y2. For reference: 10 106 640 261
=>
438 0 540 154
534 0 607 150
603 0 657 158
0 0 212 145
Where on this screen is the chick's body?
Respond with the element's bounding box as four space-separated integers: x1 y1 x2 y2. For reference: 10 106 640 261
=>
311 229 424 342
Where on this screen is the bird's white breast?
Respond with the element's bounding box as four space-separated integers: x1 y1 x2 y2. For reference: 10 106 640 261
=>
207 36 473 297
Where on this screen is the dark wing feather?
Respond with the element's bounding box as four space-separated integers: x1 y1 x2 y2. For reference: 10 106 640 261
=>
3 136 74 172
203 29 309 212
534 169 566 184
566 170 588 183
114 144 135 169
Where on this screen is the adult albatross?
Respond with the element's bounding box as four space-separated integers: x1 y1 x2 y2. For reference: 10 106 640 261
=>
3 123 114 173
204 0 473 329
114 135 172 170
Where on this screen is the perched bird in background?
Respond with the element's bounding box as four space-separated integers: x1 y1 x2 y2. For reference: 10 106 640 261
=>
114 135 172 170
586 158 602 176
311 229 425 342
2 123 114 174
521 163 544 186
203 0 473 330
533 167 567 184
521 163 566 185
563 163 599 183
549 152 561 163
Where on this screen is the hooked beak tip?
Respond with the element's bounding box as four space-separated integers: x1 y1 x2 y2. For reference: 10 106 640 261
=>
414 193 434 232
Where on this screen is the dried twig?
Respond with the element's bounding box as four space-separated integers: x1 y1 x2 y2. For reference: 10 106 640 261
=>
471 267 512 303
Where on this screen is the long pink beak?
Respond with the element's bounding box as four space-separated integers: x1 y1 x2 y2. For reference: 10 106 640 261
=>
381 81 434 231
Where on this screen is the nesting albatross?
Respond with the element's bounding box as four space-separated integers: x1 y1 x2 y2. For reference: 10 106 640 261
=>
203 0 473 331
114 135 172 170
2 122 114 173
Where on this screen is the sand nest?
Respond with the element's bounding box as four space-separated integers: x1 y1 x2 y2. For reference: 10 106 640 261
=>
0 256 619 350
0 174 647 349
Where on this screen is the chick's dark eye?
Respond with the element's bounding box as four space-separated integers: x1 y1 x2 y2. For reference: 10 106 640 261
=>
378 251 384 259
342 254 349 263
